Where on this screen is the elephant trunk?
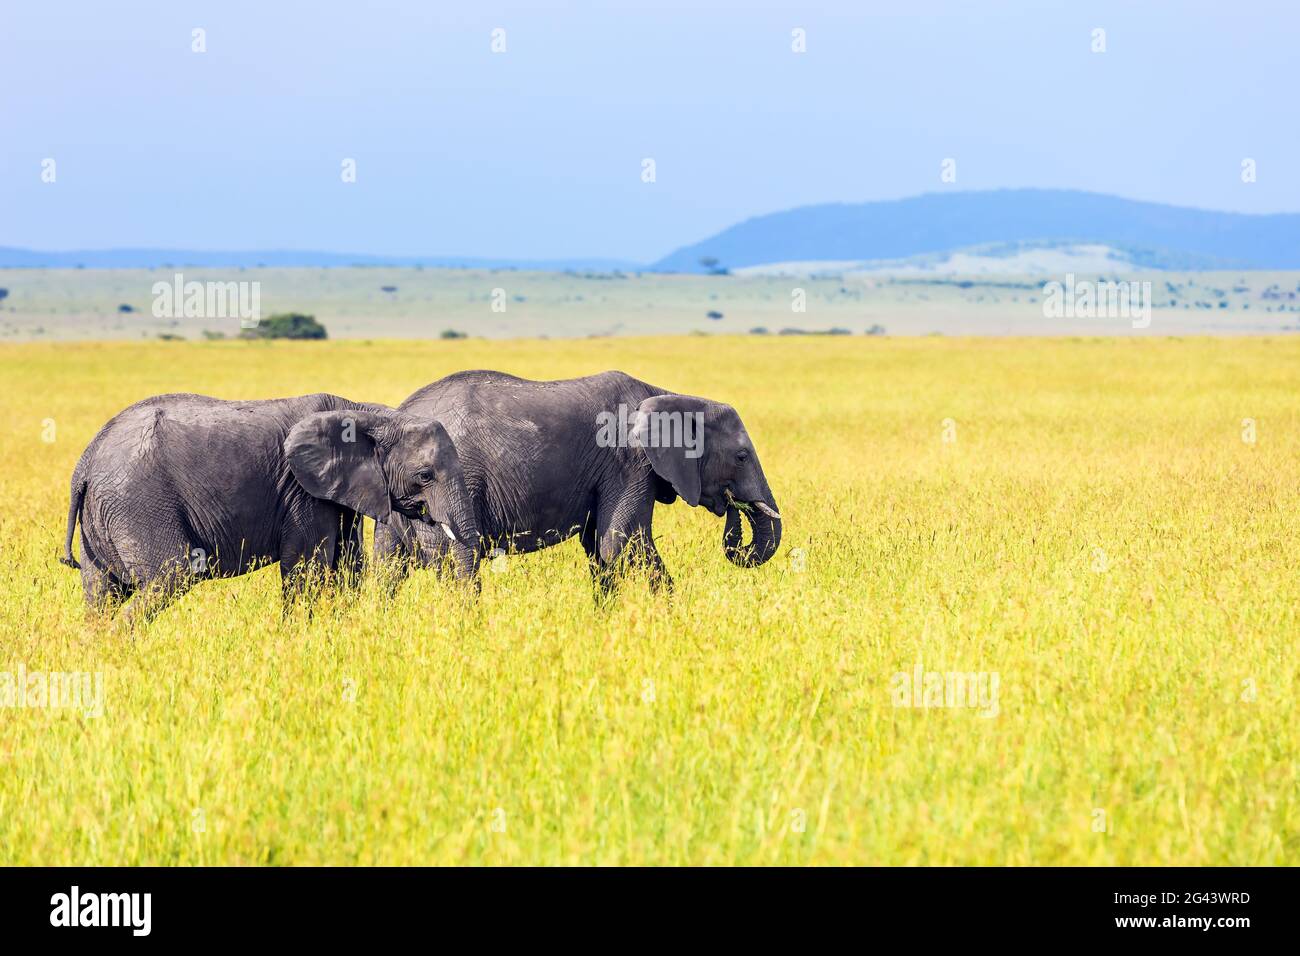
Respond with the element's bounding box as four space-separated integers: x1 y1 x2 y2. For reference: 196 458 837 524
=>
428 471 481 577
723 481 781 568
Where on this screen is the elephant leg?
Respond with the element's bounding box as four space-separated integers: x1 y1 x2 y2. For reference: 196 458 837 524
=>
579 506 624 599
80 558 130 619
374 517 405 562
333 508 365 587
280 551 337 611
280 558 317 607
116 560 194 631
599 528 672 594
579 513 607 593
625 531 673 593
280 506 339 610
373 517 410 595
590 477 662 596
108 519 201 629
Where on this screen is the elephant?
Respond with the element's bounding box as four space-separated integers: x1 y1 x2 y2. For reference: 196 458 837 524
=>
374 369 782 592
60 392 478 626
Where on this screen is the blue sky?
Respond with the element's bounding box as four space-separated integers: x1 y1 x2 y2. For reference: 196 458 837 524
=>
2 0 1295 262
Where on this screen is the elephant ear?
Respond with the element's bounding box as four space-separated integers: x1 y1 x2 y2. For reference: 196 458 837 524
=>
632 395 704 507
285 410 392 522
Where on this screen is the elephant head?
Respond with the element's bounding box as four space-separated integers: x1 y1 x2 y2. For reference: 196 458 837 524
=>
632 394 781 567
285 409 480 567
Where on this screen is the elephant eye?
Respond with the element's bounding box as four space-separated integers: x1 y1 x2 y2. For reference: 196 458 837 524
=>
736 450 750 464
416 469 434 484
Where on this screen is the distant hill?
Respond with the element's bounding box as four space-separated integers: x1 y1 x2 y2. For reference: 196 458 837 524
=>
8 190 1300 275
652 190 1300 273
0 248 642 272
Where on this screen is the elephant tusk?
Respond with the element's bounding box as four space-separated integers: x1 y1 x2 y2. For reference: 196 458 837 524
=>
754 501 782 521
441 523 457 542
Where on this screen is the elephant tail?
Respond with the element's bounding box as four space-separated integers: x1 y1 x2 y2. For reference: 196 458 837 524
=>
59 468 87 570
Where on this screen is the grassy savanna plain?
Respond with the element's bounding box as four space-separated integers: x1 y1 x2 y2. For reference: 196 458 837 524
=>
4 267 1300 340
0 336 1297 865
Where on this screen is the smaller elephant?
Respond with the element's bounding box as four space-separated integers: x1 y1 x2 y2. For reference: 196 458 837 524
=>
61 392 478 627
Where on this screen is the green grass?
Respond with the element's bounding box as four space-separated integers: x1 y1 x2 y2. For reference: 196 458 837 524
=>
0 336 1297 864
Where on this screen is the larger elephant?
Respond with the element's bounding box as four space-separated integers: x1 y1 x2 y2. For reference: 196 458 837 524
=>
375 369 782 591
61 393 478 626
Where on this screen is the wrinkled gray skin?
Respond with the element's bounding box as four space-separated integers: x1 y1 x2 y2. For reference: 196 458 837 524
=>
61 392 477 626
375 370 781 592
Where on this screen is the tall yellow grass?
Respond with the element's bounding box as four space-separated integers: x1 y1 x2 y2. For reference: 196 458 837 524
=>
0 337 1296 864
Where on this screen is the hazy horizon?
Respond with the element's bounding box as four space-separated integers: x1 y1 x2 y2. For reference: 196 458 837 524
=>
5 187 1300 265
